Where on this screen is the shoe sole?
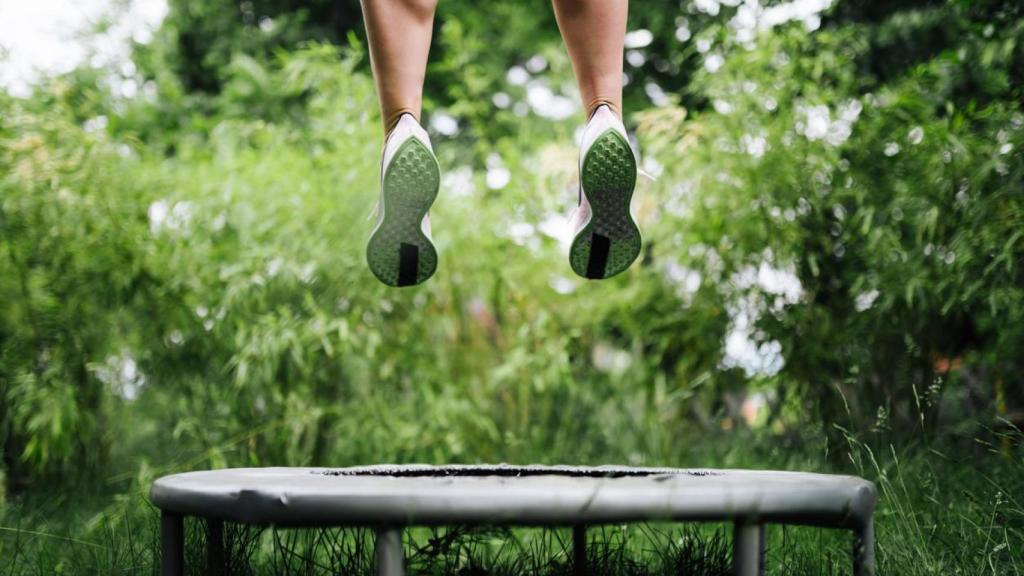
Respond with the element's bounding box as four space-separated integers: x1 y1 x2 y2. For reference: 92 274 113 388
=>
367 138 440 287
569 129 641 279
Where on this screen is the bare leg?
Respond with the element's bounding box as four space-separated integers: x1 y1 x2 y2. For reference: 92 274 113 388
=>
551 0 628 118
360 0 438 132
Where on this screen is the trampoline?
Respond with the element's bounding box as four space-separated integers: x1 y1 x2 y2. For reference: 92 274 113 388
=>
150 464 877 576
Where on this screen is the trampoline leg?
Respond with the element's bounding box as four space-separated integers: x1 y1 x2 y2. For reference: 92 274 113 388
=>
206 518 225 576
732 522 765 576
572 525 587 576
375 527 405 576
853 520 876 576
160 512 184 576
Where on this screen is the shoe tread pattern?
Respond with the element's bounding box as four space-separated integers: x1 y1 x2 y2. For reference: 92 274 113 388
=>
367 138 439 287
569 129 641 279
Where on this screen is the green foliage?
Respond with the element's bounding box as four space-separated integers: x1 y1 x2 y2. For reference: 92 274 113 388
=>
637 19 1024 445
0 86 158 485
1 0 1024 572
1 439 1021 574
1 0 1022 482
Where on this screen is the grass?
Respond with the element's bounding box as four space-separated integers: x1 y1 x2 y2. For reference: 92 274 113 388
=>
1 430 1021 575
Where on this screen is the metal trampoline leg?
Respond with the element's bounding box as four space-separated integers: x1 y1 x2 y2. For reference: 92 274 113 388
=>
206 519 225 576
375 527 405 576
572 525 587 576
733 522 765 576
160 512 184 576
854 520 876 576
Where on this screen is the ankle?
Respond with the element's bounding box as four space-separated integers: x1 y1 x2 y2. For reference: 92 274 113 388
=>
384 109 420 135
586 99 621 121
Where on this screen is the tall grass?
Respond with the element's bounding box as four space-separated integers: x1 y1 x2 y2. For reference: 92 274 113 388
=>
2 431 1021 575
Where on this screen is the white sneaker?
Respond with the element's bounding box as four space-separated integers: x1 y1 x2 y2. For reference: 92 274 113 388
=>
568 104 641 279
366 113 440 287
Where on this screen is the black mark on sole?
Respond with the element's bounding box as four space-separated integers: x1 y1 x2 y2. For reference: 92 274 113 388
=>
586 234 610 279
398 243 419 287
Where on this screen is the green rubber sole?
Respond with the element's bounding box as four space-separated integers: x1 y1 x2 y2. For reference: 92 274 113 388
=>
367 138 440 287
569 129 641 279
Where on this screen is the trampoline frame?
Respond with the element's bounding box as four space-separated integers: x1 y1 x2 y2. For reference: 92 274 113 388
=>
151 465 877 576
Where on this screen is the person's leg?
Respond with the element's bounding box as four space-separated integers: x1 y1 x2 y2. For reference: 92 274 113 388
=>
555 0 639 280
362 0 441 287
360 0 438 132
551 0 628 118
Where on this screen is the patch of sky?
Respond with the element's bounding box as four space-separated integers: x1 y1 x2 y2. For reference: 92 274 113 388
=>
908 126 924 145
526 80 578 120
794 99 861 146
443 166 476 198
855 289 880 312
675 24 693 43
734 0 831 43
704 53 725 73
1 0 168 97
713 99 733 115
148 199 192 234
741 132 768 158
507 221 535 246
663 260 703 306
645 82 671 106
430 111 459 137
538 212 574 252
624 29 654 49
485 154 511 190
92 351 146 401
506 65 530 86
549 276 577 295
525 54 548 73
492 92 511 109
720 255 802 377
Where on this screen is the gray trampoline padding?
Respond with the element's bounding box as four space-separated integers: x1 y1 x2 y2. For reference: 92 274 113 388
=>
150 464 877 529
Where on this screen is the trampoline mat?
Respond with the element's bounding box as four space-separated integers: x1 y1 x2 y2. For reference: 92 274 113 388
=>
151 464 877 529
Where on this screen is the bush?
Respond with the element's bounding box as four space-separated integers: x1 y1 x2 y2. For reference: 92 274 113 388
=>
1 1 1022 490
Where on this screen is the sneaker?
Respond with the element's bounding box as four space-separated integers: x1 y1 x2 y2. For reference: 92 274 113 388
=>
568 104 641 279
367 113 440 287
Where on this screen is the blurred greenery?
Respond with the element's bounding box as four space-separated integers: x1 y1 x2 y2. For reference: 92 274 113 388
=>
1 0 1023 573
